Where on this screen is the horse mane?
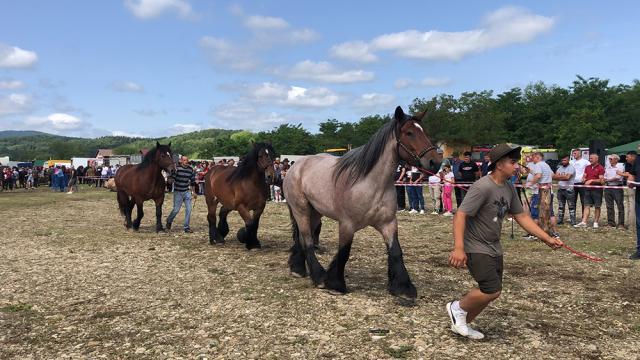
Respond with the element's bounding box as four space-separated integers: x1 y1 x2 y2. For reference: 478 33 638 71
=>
334 120 396 184
229 142 274 182
136 146 160 171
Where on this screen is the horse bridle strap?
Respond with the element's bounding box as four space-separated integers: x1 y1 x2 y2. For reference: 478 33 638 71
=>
397 140 437 165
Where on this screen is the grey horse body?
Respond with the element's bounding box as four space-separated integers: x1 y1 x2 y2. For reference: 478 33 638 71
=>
283 106 440 299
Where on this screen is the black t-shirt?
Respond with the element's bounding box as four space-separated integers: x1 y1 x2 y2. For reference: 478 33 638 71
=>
396 160 407 181
459 161 479 182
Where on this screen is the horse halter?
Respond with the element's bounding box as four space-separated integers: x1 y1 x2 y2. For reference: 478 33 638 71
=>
395 121 437 166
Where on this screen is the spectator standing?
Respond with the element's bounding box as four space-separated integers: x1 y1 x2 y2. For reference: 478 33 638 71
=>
575 154 605 228
66 166 79 194
527 152 559 237
480 154 491 177
604 154 625 228
570 149 591 216
407 165 425 214
451 153 463 208
166 156 196 233
553 155 577 225
428 173 442 214
457 152 480 204
442 165 455 216
395 161 407 211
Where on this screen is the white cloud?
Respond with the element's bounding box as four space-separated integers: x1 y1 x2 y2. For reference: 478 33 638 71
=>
277 60 374 84
111 81 145 93
333 6 554 62
0 79 25 90
330 41 378 63
244 15 289 30
112 130 144 138
421 77 452 87
199 36 259 71
25 113 83 131
228 4 244 16
285 86 339 107
0 93 32 116
0 44 38 68
354 93 396 109
125 0 193 19
169 123 202 135
134 109 167 117
394 78 413 89
244 82 340 108
212 102 289 130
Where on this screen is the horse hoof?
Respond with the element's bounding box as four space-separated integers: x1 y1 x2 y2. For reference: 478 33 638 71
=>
290 271 305 278
322 288 346 296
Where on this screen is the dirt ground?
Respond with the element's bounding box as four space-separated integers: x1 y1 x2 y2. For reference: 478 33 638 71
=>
1 187 639 359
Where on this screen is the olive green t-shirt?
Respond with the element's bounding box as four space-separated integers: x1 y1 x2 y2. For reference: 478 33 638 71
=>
458 176 524 256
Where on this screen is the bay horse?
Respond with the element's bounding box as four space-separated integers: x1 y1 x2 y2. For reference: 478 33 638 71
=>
283 106 441 300
204 142 276 249
115 142 177 232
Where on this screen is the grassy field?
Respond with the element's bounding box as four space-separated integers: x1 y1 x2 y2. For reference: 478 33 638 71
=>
1 187 638 359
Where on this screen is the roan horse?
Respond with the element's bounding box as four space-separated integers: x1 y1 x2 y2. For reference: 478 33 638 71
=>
283 106 441 300
204 142 276 249
115 142 177 232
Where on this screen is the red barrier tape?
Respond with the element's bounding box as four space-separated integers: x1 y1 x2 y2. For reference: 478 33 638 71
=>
561 244 605 262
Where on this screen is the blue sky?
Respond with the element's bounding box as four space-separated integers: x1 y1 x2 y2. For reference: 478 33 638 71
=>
0 0 638 138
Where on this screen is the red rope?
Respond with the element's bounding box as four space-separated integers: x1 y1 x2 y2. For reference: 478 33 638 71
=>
561 244 604 262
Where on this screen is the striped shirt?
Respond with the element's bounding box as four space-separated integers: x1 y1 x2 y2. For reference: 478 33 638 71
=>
170 165 196 192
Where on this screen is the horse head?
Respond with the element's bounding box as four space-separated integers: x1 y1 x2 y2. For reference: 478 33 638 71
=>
155 141 177 174
255 142 276 184
394 106 442 173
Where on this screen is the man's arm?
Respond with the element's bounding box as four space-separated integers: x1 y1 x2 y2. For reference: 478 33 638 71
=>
448 211 467 268
397 167 406 182
513 212 563 248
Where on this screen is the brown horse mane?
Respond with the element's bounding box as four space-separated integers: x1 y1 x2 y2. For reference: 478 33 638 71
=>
333 119 396 184
136 145 170 171
228 142 275 182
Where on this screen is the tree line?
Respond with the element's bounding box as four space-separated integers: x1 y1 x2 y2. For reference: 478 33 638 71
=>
1 76 638 161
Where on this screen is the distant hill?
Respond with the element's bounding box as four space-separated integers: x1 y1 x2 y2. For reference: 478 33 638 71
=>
0 128 243 161
0 130 50 139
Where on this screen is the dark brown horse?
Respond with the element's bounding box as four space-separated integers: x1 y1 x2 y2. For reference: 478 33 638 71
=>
115 142 177 232
204 142 276 249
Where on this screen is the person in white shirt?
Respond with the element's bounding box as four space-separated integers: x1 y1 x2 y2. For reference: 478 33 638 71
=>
604 154 625 228
570 149 590 215
428 174 442 215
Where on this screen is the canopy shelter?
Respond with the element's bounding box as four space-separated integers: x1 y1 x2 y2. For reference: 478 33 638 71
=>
608 140 640 155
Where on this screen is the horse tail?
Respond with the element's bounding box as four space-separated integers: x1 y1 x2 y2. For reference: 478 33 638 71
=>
116 190 129 216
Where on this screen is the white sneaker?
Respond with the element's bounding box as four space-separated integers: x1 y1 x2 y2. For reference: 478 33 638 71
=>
282 199 286 203
419 210 425 214
443 212 453 217
408 209 418 214
574 222 587 228
431 211 439 215
446 302 468 335
446 302 485 340
593 222 599 229
456 325 485 340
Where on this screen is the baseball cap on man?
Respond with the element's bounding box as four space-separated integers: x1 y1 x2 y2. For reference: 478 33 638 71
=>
488 144 521 171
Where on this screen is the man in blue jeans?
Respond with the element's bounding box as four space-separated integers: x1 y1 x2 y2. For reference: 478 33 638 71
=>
166 155 196 233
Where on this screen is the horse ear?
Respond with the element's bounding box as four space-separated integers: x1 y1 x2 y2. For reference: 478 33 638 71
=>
416 111 428 123
394 106 405 121
168 142 171 147
156 141 160 148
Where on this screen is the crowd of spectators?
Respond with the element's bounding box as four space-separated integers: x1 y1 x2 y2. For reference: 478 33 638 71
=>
394 149 638 235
